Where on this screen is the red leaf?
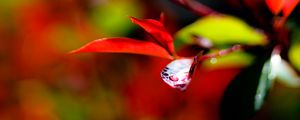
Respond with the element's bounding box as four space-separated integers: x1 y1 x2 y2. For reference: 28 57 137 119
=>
266 0 299 17
129 17 176 55
265 0 285 15
69 37 173 59
283 0 299 17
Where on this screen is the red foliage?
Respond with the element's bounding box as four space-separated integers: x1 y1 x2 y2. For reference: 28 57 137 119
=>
70 37 173 59
130 17 176 55
265 0 285 15
12 2 61 79
282 0 300 17
266 0 299 17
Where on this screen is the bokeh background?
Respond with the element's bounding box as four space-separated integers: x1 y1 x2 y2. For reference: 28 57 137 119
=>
1 0 300 120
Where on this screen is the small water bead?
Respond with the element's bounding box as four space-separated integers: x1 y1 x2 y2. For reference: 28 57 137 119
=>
160 58 193 91
210 57 217 64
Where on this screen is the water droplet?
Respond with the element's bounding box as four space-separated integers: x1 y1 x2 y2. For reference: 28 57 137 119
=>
210 58 217 64
160 58 193 91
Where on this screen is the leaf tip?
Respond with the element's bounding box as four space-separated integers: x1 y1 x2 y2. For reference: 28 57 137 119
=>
265 0 284 15
68 49 81 55
67 38 105 55
129 16 139 23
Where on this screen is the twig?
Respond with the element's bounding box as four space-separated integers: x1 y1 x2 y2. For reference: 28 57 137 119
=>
198 44 242 61
170 0 218 16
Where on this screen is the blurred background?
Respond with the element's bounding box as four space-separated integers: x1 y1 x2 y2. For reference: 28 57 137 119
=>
1 0 300 120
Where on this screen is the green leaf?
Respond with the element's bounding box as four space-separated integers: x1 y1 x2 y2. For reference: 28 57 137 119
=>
254 59 273 111
289 41 300 72
175 15 267 46
202 51 254 68
90 1 142 36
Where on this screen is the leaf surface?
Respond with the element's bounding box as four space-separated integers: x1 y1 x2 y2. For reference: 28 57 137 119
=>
70 37 173 59
202 51 254 68
289 43 300 71
130 17 175 54
282 0 299 17
175 15 267 46
265 0 285 15
266 0 299 17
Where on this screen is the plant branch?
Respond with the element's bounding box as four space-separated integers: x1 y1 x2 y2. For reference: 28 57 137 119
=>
170 0 219 16
198 44 242 61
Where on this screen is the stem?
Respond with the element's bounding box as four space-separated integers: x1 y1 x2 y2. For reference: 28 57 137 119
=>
272 16 290 62
170 0 218 16
274 16 289 48
198 44 242 61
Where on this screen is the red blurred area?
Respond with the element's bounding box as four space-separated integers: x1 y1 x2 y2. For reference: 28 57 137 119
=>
11 0 95 79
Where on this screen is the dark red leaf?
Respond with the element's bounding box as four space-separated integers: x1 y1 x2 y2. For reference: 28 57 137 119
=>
129 17 176 55
69 37 173 59
265 0 285 15
283 0 299 17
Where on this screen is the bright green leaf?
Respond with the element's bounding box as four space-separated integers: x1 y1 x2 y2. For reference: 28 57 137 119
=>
175 15 267 46
289 43 300 71
289 27 300 71
202 51 254 68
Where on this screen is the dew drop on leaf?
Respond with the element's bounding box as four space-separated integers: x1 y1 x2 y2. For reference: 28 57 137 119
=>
160 58 194 91
210 57 217 64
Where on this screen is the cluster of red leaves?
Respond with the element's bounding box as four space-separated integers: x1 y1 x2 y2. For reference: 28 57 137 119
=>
70 13 244 119
71 15 203 91
266 0 299 17
70 14 178 59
